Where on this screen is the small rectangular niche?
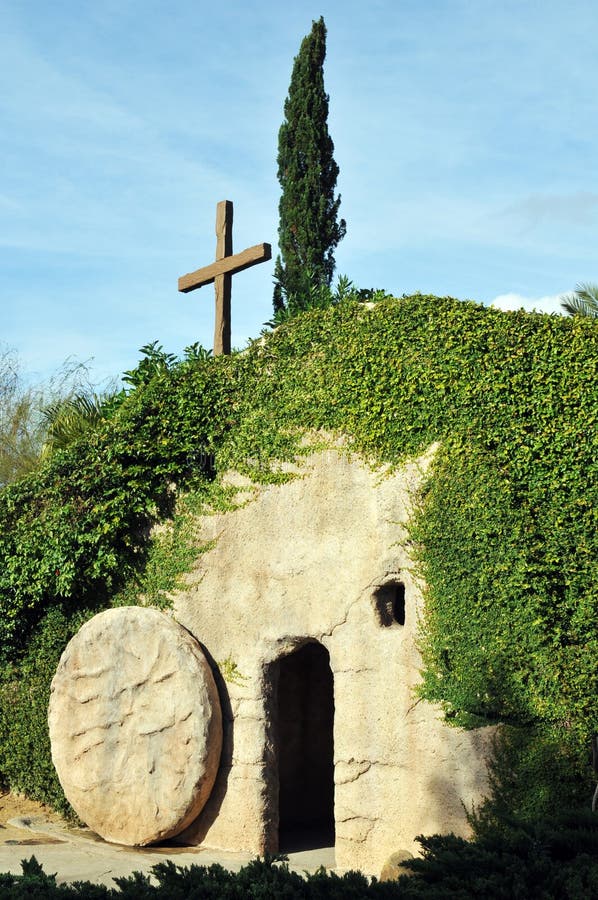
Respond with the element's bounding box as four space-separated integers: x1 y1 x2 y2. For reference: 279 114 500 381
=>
374 582 406 627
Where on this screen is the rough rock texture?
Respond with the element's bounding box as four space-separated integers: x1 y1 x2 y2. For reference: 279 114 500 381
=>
380 850 415 881
48 607 222 846
171 445 496 875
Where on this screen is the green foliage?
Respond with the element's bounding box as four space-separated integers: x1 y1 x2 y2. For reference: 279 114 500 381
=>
561 281 598 318
0 345 41 486
0 606 89 813
0 487 217 809
40 392 115 459
268 274 393 325
273 16 346 314
399 809 598 899
218 654 249 685
409 309 598 744
183 341 214 362
0 349 116 487
0 854 402 898
0 351 232 658
111 489 215 611
468 726 590 828
128 856 394 898
122 341 178 389
0 294 596 817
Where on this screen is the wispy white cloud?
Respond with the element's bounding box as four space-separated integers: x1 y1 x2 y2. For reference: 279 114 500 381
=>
0 194 22 211
491 293 565 315
498 192 598 228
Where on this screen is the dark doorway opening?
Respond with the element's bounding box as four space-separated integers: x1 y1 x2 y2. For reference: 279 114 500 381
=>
276 642 335 851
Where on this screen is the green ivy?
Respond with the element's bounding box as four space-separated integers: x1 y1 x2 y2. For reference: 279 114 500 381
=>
0 605 89 813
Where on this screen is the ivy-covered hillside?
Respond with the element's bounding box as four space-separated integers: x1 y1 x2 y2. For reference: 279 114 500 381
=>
0 294 596 816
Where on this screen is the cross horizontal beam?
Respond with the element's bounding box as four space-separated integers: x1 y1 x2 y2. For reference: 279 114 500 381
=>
178 242 272 293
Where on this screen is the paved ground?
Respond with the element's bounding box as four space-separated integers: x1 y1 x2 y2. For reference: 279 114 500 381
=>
0 811 336 888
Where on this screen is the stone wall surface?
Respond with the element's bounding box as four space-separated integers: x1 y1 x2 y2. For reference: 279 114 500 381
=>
172 446 495 875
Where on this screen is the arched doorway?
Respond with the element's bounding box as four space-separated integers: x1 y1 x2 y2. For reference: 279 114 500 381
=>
275 642 335 851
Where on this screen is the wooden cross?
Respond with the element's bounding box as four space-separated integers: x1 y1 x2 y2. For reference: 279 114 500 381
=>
178 201 271 355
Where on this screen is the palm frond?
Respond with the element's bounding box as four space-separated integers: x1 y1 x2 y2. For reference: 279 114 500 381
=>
40 393 110 458
560 282 598 318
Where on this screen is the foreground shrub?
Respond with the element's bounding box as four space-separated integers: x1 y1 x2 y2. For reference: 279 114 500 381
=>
0 608 90 812
401 809 598 899
0 854 399 899
3 820 598 900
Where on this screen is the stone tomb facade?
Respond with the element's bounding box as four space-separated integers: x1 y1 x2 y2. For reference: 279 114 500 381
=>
49 446 494 874
171 447 495 874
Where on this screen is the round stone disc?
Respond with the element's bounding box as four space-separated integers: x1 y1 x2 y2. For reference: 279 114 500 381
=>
48 607 222 846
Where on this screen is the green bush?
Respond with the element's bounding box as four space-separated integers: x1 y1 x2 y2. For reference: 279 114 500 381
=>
0 355 234 659
0 607 90 814
0 855 401 898
400 809 598 899
0 490 211 810
468 725 590 827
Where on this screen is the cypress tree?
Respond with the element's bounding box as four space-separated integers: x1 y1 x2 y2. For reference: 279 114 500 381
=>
273 17 346 315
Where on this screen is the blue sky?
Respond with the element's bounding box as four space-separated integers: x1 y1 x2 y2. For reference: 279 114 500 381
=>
3 0 597 387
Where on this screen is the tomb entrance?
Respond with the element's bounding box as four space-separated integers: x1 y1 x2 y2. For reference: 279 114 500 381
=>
273 641 335 852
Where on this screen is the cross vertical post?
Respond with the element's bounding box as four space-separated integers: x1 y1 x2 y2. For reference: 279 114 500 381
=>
214 200 233 355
